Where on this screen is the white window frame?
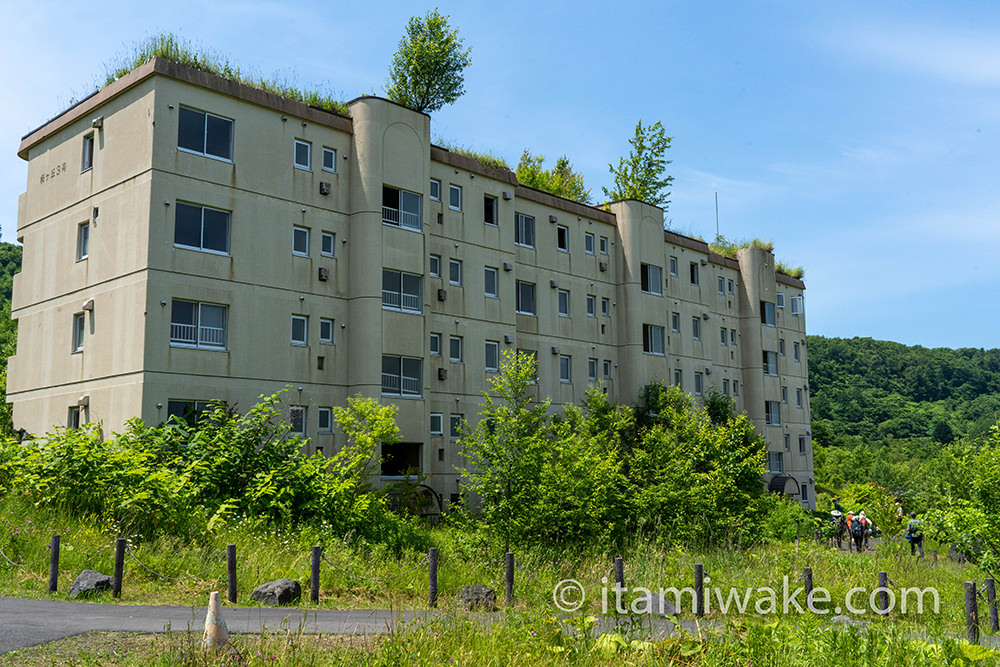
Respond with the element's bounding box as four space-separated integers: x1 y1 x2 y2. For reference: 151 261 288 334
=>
557 289 570 317
599 236 609 255
429 179 441 201
790 296 803 315
763 351 778 376
776 292 785 309
641 264 663 295
585 232 595 254
321 232 336 257
485 340 500 372
429 254 441 277
430 413 444 436
669 256 678 276
449 259 462 286
290 406 307 435
292 226 310 257
603 359 612 379
690 262 699 286
449 184 462 211
784 434 791 451
794 342 801 362
429 332 441 356
484 267 499 298
174 202 231 255
718 277 725 294
291 315 309 346
765 401 781 426
177 106 233 162
779 339 785 356
556 225 569 252
586 294 597 317
692 317 701 341
799 435 807 454
673 369 682 388
322 147 337 172
588 358 598 381
643 324 665 355
671 312 680 332
294 139 312 170
68 405 82 429
318 407 333 432
797 388 804 408
170 300 228 350
602 298 611 317
515 213 535 248
720 327 727 346
72 312 85 353
761 301 776 326
383 186 423 231
76 222 90 261
450 414 463 439
484 196 498 226
449 336 464 363
381 355 422 397
319 318 335 345
559 355 572 383
81 133 94 172
782 386 788 404
769 452 784 474
694 372 703 396
515 281 536 316
382 269 423 313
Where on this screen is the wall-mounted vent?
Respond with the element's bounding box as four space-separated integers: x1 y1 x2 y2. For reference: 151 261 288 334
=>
319 182 331 195
438 368 448 381
550 280 558 289
437 289 447 302
502 191 512 200
599 262 608 272
91 116 104 129
549 215 557 223
81 299 95 311
503 262 513 272
551 346 560 355
318 267 330 281
702 312 710 319
504 334 514 344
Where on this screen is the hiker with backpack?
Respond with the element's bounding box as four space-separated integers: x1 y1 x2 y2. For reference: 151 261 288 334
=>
851 513 866 552
905 512 924 557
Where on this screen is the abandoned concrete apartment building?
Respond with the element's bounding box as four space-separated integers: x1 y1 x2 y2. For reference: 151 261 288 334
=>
9 58 815 509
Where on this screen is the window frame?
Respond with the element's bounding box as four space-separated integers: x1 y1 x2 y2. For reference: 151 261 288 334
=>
588 358 598 381
177 106 234 162
292 226 310 257
72 312 85 353
599 236 609 255
484 195 498 225
318 407 333 433
669 256 678 276
174 202 231 255
449 259 462 286
291 314 309 346
81 133 94 172
289 406 307 435
429 179 441 201
321 231 336 257
602 297 611 317
430 412 444 436
641 263 663 295
559 355 572 383
319 318 335 345
484 267 499 298
76 222 90 261
690 262 699 285
586 294 597 317
514 213 536 248
429 254 441 277
294 139 312 171
429 332 441 356
776 293 785 309
585 232 595 254
718 277 725 294
794 342 801 362
515 280 536 316
485 340 500 372
694 372 704 396
170 300 228 350
761 301 776 326
381 355 423 397
763 351 778 376
671 312 680 332
765 401 781 426
643 324 665 355
321 147 337 172
557 289 570 317
692 317 701 341
449 184 462 211
556 225 569 252
449 335 464 363
790 296 803 315
382 269 423 314
720 327 727 346
603 359 612 379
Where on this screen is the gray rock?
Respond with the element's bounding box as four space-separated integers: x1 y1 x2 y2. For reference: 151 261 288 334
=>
69 569 113 599
831 614 869 628
250 579 301 606
457 584 496 611
634 591 680 616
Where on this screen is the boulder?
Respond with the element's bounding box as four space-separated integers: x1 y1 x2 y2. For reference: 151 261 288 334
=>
250 579 302 606
69 569 113 599
634 590 680 616
457 584 497 611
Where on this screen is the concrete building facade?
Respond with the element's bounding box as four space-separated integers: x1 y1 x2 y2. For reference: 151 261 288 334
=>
10 58 814 508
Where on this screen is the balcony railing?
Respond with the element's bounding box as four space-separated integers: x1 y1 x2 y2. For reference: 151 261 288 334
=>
382 206 421 231
382 373 422 396
382 290 422 313
170 323 225 348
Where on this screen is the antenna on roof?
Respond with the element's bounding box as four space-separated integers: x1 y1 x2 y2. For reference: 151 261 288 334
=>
715 192 720 239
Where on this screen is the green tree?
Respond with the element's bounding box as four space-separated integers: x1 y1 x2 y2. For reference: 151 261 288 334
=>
516 150 592 204
602 120 674 208
385 9 472 113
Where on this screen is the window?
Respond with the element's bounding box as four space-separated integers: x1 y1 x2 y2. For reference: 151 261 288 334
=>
673 369 682 388
731 329 737 345
586 294 597 317
383 186 423 231
671 312 680 332
765 401 781 426
382 270 422 313
484 196 498 225
790 296 804 315
720 327 727 345
484 267 499 298
290 406 306 435
294 139 311 170
515 213 535 247
450 414 463 438
690 262 699 285
318 407 333 432
485 340 500 372
559 355 572 383
793 342 801 362
429 179 441 201
603 359 612 379
692 317 701 340
588 358 598 381
779 339 785 356
321 232 335 257
67 406 81 429
728 280 734 294
292 226 310 256
518 349 539 382
291 315 309 346
430 413 443 436
733 380 739 396
429 254 441 277
723 379 730 395
602 298 611 317
177 106 233 160
761 301 776 326
381 355 422 396
782 386 788 404
599 236 608 254
718 277 725 294
449 184 462 211
430 333 441 356
72 313 85 352
776 293 785 309
796 388 804 408
641 264 663 295
643 324 665 355
801 484 809 502
516 281 536 315
769 452 784 473
171 300 227 349
694 372 703 396
449 259 462 285
175 202 230 254
556 225 569 252
81 133 94 172
585 233 595 254
320 318 334 344
449 336 463 363
557 289 570 317
166 400 213 426
763 351 778 376
669 256 678 276
799 435 807 454
784 434 790 451
76 222 90 261
322 147 337 172
381 442 421 476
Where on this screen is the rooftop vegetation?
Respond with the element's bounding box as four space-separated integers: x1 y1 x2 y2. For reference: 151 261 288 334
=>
433 139 512 173
710 235 805 279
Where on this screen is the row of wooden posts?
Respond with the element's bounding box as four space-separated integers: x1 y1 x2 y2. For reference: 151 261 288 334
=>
42 537 998 645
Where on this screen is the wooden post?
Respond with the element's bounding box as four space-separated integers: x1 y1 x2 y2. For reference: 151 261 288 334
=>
803 567 813 599
987 578 999 634
428 547 438 608
227 544 237 604
695 563 704 618
966 581 980 645
877 572 889 615
614 557 625 613
505 552 514 607
47 534 60 594
112 538 126 598
311 546 321 603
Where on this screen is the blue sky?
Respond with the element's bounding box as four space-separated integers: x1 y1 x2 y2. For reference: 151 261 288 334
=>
1 0 998 349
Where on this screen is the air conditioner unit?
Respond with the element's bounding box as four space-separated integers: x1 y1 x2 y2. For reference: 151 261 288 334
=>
550 280 558 289
318 267 330 281
91 116 104 129
599 262 608 272
551 346 560 355
502 191 512 200
700 259 708 265
702 312 709 319
705 367 712 375
549 215 557 223
504 334 513 344
81 299 95 311
438 368 447 381
319 182 331 195
503 262 513 272
437 289 447 301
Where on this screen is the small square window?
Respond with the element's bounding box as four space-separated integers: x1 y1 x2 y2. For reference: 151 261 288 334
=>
669 256 678 276
556 225 569 252
558 289 570 317
602 298 610 317
484 267 499 298
321 232 335 257
585 233 595 254
485 340 500 372
450 414 463 438
449 336 463 363
671 312 680 332
516 281 536 315
68 406 82 429
449 259 462 285
429 254 441 277
430 179 441 201
599 236 608 254
322 147 337 172
430 332 441 356
293 226 310 256
320 318 335 344
586 295 596 317
603 359 612 379
294 140 311 170
720 327 727 346
290 406 307 434
559 355 572 383
449 184 462 211
733 380 740 396
291 315 309 346
728 279 734 294
76 222 90 261
72 312 85 353
776 293 786 309
718 277 725 294
318 407 333 432
82 133 94 172
430 413 443 436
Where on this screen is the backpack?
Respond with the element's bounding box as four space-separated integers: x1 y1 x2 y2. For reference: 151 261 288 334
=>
906 519 923 539
851 520 865 537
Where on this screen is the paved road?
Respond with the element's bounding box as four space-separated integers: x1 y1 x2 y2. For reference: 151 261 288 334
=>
0 597 425 655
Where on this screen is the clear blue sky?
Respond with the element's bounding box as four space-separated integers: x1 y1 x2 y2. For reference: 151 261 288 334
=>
2 0 997 349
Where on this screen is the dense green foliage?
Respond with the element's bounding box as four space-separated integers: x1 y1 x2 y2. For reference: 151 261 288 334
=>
0 243 20 438
602 120 674 208
709 235 805 279
516 150 593 204
385 10 472 113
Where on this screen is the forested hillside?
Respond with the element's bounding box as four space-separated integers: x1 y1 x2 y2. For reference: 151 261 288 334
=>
807 336 1000 447
0 243 22 435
